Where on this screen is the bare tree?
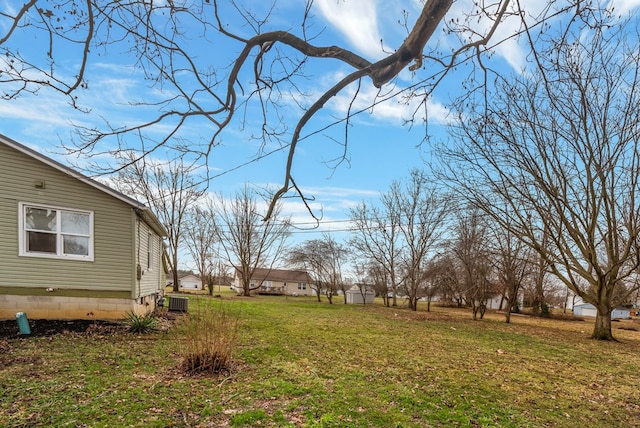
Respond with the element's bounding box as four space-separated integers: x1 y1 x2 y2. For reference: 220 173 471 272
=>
184 200 219 294
350 201 402 307
530 246 551 317
440 13 640 339
421 260 443 312
214 186 290 297
487 221 532 323
449 209 494 320
287 233 349 304
0 1 582 217
113 156 206 292
351 169 448 311
430 254 464 307
393 170 450 311
287 239 326 302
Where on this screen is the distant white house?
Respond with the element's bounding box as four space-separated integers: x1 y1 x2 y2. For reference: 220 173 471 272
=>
573 303 631 319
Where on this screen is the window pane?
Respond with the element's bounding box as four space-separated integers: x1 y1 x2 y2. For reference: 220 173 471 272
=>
25 208 57 231
63 235 89 256
61 211 90 235
27 231 56 253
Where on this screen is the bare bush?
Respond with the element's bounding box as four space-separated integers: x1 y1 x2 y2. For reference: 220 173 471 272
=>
177 303 239 375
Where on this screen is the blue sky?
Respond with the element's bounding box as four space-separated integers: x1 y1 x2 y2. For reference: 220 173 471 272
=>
2 0 639 250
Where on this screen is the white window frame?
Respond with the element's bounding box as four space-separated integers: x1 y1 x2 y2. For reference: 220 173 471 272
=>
18 202 94 261
298 282 306 290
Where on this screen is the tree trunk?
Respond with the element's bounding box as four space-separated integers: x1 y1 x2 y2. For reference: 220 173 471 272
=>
207 274 214 295
172 269 179 293
592 305 614 340
532 256 546 317
504 288 519 324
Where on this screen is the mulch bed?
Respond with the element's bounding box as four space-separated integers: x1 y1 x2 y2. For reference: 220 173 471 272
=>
0 318 125 338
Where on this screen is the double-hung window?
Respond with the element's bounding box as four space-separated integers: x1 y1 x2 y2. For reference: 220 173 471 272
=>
19 203 94 261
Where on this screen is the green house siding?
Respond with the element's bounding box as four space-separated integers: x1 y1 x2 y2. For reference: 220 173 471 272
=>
0 142 135 293
134 219 164 298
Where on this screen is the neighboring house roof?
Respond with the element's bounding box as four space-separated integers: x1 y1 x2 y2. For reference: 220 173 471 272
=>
612 307 631 312
0 133 167 238
347 284 374 293
238 267 312 283
172 272 200 280
166 272 201 283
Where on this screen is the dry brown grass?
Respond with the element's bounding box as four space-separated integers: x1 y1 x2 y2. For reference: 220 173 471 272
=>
176 301 239 375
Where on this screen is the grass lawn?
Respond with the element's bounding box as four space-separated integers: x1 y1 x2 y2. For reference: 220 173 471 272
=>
1 293 639 427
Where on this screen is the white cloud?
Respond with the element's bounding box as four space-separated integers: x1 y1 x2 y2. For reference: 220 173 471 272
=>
443 1 640 73
326 76 450 126
444 0 526 72
0 97 70 126
314 0 532 71
608 0 640 14
298 185 379 200
314 0 386 59
238 183 379 226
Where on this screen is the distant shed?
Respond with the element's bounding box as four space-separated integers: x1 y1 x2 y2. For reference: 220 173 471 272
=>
345 285 375 304
573 303 630 319
611 307 631 320
573 303 597 318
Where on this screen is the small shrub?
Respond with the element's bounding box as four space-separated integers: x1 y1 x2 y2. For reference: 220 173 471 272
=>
122 312 159 334
541 304 551 318
511 302 521 314
177 302 239 375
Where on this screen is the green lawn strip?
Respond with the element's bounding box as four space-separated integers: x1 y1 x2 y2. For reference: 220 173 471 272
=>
2 296 639 427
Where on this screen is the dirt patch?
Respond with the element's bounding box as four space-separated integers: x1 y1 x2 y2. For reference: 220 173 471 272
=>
0 318 124 338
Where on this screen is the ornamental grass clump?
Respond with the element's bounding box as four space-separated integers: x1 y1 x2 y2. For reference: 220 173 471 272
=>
178 302 239 375
122 312 159 334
